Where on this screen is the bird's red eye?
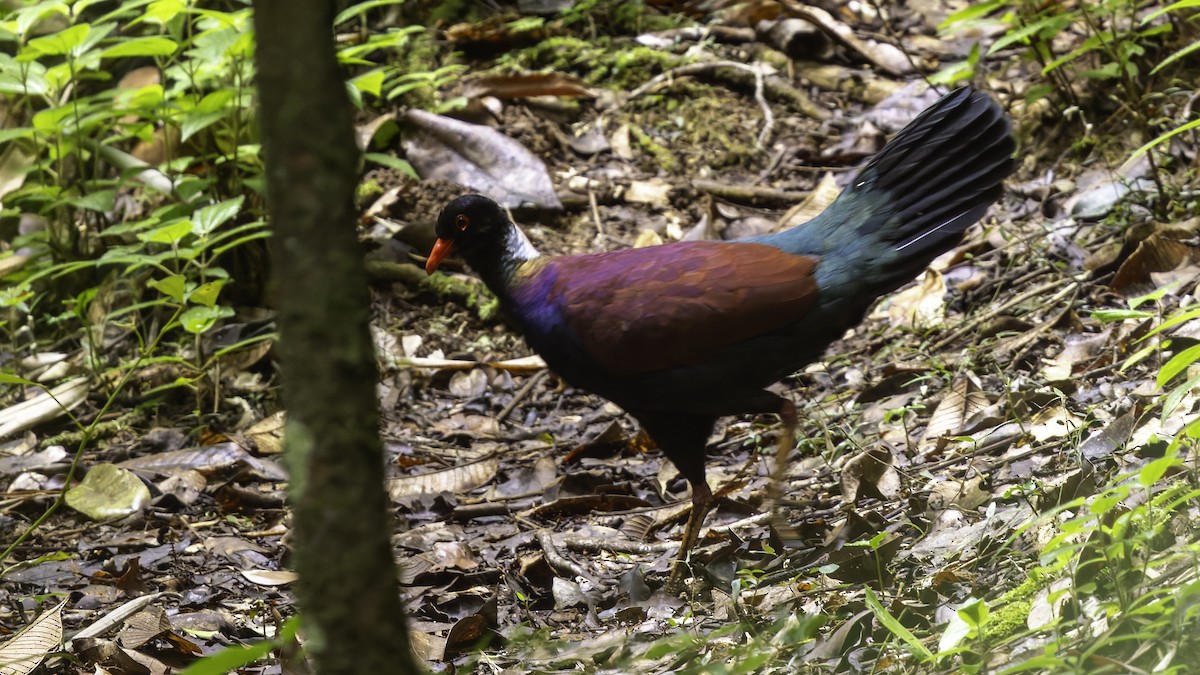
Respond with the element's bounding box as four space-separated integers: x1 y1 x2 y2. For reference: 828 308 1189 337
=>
456 214 469 231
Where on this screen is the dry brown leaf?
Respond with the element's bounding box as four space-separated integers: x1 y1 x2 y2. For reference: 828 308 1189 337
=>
1027 405 1084 443
243 411 286 455
840 446 898 502
462 73 594 100
1111 222 1200 296
921 374 991 453
878 268 947 329
777 1 912 75
116 607 172 649
119 442 286 481
928 476 989 511
387 454 499 499
777 172 840 231
445 614 489 658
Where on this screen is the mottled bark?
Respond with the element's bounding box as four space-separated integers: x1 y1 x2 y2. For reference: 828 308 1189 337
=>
252 2 420 672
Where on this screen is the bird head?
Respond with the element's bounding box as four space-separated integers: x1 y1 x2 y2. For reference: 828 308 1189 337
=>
425 194 510 275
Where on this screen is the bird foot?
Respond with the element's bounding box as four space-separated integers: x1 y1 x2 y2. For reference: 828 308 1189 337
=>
667 482 713 589
766 400 797 539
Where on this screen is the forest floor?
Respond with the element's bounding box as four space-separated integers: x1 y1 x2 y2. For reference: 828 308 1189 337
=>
3 1 1200 673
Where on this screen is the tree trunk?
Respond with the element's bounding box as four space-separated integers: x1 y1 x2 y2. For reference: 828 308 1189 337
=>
252 2 421 672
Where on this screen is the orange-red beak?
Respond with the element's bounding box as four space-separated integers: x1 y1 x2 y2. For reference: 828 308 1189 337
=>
425 238 455 275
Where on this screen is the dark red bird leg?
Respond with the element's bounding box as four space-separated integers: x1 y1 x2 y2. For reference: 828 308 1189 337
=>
631 411 717 587
766 399 797 538
774 399 797 480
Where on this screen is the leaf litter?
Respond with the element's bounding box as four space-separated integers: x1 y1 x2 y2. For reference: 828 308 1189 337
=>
4 1 1200 673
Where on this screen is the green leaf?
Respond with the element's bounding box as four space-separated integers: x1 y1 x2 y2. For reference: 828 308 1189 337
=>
177 639 277 675
187 280 225 308
1162 372 1200 419
957 597 988 628
0 371 39 386
1151 39 1200 76
180 305 233 334
142 0 186 25
139 219 193 245
363 153 417 177
100 36 178 58
147 274 186 301
864 587 933 662
1091 309 1153 323
990 14 1070 55
23 23 90 57
939 0 1004 29
175 616 299 675
1131 117 1200 159
1143 0 1200 23
192 196 243 237
334 0 407 26
0 127 35 144
13 2 70 38
1089 493 1123 515
67 189 116 213
350 69 386 98
1139 455 1178 487
1157 343 1200 388
938 611 972 654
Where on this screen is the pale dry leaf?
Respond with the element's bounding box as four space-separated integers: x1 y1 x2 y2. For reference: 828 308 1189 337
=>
1112 225 1200 296
779 2 912 75
403 110 562 210
1027 406 1083 443
624 179 672 207
0 376 89 439
387 455 500 499
448 368 489 399
841 446 898 502
398 354 547 372
632 229 663 249
424 541 478 571
922 374 991 452
401 334 423 358
64 463 152 520
244 411 285 455
928 476 989 511
879 269 947 329
777 172 840 231
73 593 166 641
1040 330 1112 382
240 570 298 586
0 598 66 675
117 65 160 90
1027 577 1073 630
611 123 634 160
355 111 396 150
0 143 35 206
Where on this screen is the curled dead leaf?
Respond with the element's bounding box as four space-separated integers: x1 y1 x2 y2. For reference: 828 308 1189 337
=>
403 110 562 210
841 446 898 502
387 454 499 499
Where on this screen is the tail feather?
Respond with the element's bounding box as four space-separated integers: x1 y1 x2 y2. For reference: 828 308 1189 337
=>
756 86 1015 299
